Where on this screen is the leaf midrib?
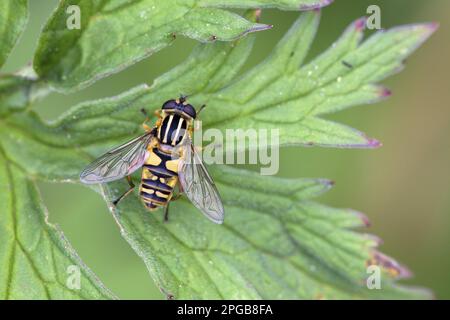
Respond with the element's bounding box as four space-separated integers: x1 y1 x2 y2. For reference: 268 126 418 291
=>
0 144 102 299
203 53 353 130
0 146 53 299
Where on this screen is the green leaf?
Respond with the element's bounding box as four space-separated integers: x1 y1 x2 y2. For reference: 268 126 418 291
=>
33 0 332 92
198 0 334 10
99 166 430 299
9 12 437 181
0 71 51 116
0 0 28 68
195 15 438 149
5 11 436 299
0 75 35 116
0 150 115 299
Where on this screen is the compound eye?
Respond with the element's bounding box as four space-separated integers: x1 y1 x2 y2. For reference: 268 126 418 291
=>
183 104 196 119
162 99 178 110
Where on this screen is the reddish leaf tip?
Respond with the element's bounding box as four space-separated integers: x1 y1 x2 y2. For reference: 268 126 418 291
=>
355 211 371 227
366 137 382 148
245 23 273 36
323 0 335 6
318 179 335 188
414 22 440 42
370 251 413 279
355 17 367 31
299 0 334 10
388 22 439 41
255 24 273 32
379 87 392 98
425 22 440 32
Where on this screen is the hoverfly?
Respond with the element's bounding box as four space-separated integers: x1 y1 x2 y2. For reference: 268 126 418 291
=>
80 96 224 224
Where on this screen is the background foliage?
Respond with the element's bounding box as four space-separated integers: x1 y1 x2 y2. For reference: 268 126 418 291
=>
1 0 449 299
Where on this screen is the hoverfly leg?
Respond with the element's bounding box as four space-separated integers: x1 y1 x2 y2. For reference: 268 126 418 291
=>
197 104 206 116
112 176 135 207
142 109 163 131
154 109 162 119
140 108 151 131
141 109 162 131
163 192 183 222
163 202 170 222
142 123 152 132
171 193 182 201
140 108 148 117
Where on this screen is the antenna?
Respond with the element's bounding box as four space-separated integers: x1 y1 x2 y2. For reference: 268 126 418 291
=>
179 94 188 103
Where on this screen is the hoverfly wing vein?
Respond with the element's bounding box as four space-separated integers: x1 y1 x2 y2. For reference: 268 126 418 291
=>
80 131 154 184
178 137 225 224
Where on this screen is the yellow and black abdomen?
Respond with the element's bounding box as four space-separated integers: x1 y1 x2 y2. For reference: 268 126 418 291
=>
140 147 180 210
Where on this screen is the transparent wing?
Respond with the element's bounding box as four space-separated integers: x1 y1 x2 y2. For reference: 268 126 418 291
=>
80 131 154 184
178 137 225 224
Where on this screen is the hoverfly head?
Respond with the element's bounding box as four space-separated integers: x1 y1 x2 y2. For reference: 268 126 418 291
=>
161 97 196 120
181 103 196 120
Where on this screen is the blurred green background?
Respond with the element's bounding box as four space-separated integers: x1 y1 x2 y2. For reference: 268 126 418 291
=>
3 0 449 299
